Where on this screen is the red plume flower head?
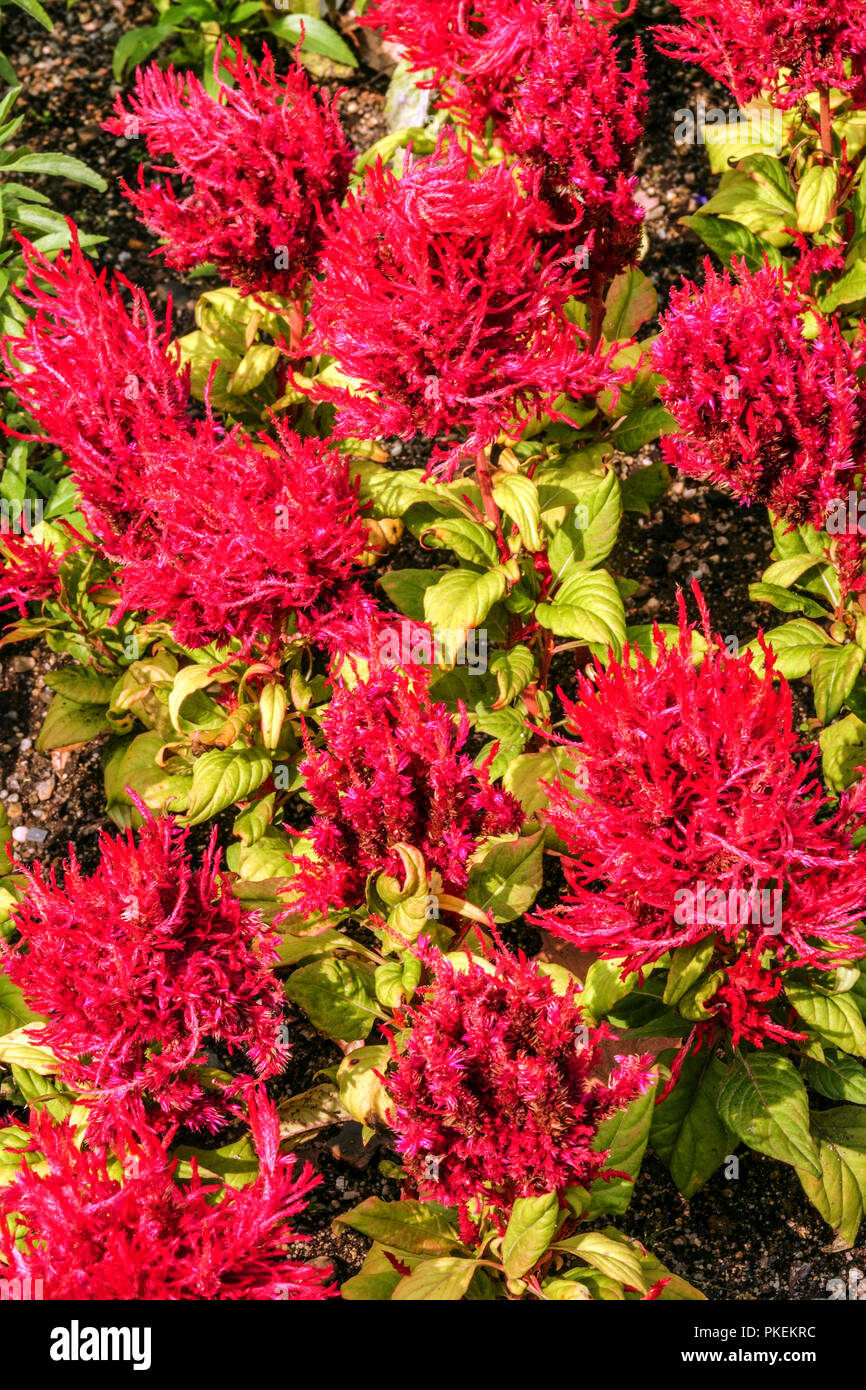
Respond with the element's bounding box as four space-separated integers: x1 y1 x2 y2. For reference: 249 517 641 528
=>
651 259 866 531
0 1096 336 1300
386 943 651 1214
292 662 523 913
2 815 288 1141
310 137 625 475
103 41 354 297
532 586 866 1052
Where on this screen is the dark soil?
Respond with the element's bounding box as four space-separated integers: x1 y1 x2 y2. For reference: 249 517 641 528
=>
0 0 856 1300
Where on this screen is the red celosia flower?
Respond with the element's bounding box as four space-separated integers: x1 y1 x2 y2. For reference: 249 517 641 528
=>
1 231 190 555
0 534 62 616
361 0 637 131
103 42 353 297
654 0 866 110
652 259 866 531
117 417 368 652
310 137 624 474
532 586 866 1052
291 662 523 913
0 1094 336 1300
2 815 287 1140
386 943 650 1213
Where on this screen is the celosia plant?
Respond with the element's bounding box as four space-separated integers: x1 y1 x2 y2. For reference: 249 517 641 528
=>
651 259 866 534
310 136 622 474
291 662 523 913
533 586 866 1055
0 1094 335 1300
2 813 287 1139
1 231 191 555
103 41 354 298
385 943 650 1216
654 0 866 111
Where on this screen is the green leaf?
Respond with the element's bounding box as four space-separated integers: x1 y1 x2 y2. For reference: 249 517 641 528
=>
609 404 677 456
392 1256 478 1301
488 644 534 707
663 938 716 1007
423 566 510 665
112 24 173 81
744 619 831 679
762 553 827 588
547 470 621 574
579 957 638 1025
374 954 422 1009
36 694 110 752
492 473 542 552
811 645 864 724
803 1051 866 1105
10 0 53 31
537 568 626 657
679 214 782 272
620 458 671 515
796 1107 866 1245
819 261 866 314
277 1083 349 1142
337 1045 391 1128
748 581 829 619
651 1050 736 1197
796 164 838 234
586 1081 656 1216
0 973 43 1036
44 667 115 705
785 980 866 1058
174 1135 258 1189
285 958 381 1042
1 151 106 191
602 265 658 341
501 749 558 816
502 1192 559 1278
378 568 440 623
341 1244 403 1302
820 714 866 793
183 747 272 825
418 517 499 567
268 14 358 66
465 828 544 923
336 1197 462 1255
555 1231 648 1292
716 1050 821 1176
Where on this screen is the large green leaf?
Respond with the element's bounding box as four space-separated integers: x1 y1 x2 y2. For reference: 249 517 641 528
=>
716 1051 821 1176
336 1197 463 1256
536 567 626 657
268 13 358 66
183 746 272 825
392 1257 478 1301
601 265 657 341
465 829 544 923
797 1107 866 1245
651 1050 736 1197
585 1080 656 1215
285 958 381 1043
785 979 866 1058
502 1192 559 1278
423 566 511 664
802 1051 866 1105
811 645 864 724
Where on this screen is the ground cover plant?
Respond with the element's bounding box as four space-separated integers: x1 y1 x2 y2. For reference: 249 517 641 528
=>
1 0 866 1308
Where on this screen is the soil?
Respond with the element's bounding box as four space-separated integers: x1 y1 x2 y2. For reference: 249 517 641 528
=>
0 0 858 1300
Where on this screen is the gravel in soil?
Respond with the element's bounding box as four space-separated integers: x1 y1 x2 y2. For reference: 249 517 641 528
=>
0 0 853 1299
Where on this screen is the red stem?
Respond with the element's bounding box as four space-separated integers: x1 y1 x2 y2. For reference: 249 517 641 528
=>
474 448 510 562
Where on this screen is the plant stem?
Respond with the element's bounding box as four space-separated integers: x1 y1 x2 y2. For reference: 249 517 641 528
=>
818 87 833 158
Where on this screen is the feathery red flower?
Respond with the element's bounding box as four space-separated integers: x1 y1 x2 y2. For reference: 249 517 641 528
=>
386 943 650 1213
103 41 354 297
654 0 866 111
2 815 287 1140
361 0 637 131
0 533 62 617
1 231 190 556
532 587 866 1051
310 137 624 474
291 662 523 913
116 418 368 652
652 259 866 530
0 1095 335 1300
